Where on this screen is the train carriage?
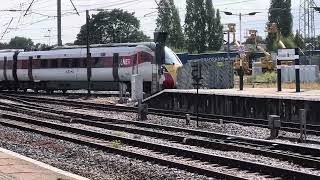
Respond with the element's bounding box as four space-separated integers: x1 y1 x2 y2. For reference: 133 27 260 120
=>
0 42 182 93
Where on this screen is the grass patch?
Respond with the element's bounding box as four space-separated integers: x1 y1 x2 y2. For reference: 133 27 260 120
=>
113 131 126 137
247 72 277 84
235 72 320 90
111 140 123 149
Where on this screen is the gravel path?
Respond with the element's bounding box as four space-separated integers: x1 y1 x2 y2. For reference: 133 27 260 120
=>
0 124 212 180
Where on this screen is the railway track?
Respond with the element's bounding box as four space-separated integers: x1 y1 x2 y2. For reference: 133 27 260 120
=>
0 96 320 179
2 93 320 135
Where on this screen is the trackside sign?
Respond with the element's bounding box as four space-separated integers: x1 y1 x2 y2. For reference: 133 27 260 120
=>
277 49 299 60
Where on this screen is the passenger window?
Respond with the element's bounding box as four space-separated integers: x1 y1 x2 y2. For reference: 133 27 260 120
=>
94 57 104 68
7 61 13 69
32 59 41 69
141 52 153 62
82 58 87 68
50 59 58 68
72 58 80 68
61 59 70 68
22 60 28 69
40 59 48 68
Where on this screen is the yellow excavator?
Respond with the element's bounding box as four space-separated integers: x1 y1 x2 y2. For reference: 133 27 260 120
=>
248 29 274 72
227 23 289 74
227 23 250 74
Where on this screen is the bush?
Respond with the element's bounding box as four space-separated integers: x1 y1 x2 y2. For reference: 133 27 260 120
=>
253 72 277 83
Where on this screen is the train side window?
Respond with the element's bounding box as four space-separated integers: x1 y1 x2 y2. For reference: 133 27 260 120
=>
61 59 69 68
103 57 112 67
94 57 104 68
6 61 13 69
141 52 153 62
17 61 22 69
21 60 28 69
82 58 87 68
0 61 4 69
40 59 48 68
71 58 80 68
32 59 41 69
50 59 58 68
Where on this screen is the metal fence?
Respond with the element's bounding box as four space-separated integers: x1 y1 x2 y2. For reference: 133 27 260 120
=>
176 59 234 89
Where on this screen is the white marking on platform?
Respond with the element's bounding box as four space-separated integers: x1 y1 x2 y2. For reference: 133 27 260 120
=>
0 147 89 180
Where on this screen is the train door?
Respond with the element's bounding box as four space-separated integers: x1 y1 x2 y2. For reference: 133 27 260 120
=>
113 53 120 82
5 59 14 81
0 57 7 81
132 52 139 75
75 49 85 81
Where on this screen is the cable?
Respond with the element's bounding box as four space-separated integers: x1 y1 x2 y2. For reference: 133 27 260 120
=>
24 0 36 16
69 0 80 16
1 17 14 40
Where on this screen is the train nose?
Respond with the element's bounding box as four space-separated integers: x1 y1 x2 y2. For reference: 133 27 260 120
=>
162 66 175 89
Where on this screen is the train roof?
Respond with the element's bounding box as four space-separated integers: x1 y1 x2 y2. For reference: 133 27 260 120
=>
52 42 156 50
17 45 151 59
0 49 24 53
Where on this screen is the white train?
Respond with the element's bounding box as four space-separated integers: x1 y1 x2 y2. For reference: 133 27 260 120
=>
0 42 182 93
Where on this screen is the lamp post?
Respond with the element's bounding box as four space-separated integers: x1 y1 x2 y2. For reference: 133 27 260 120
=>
223 11 260 91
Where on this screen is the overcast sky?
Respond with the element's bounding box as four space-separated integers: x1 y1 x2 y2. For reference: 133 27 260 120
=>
0 0 318 45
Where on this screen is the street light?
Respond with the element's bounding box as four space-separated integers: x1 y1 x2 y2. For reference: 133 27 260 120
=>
223 11 260 91
223 11 261 45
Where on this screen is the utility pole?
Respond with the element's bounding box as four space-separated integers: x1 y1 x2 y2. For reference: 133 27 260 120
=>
57 0 62 46
224 11 260 91
86 10 92 96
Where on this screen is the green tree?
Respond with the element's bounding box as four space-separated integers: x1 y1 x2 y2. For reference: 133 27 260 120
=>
34 43 50 51
185 0 206 53
185 0 223 53
9 36 34 51
75 9 149 45
266 0 293 51
205 0 215 50
155 0 184 49
0 43 9 49
184 0 196 53
294 30 305 50
194 0 207 53
171 8 184 49
213 9 223 51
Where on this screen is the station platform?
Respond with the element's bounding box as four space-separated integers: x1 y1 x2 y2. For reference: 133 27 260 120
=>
145 88 320 123
0 147 87 180
162 88 320 101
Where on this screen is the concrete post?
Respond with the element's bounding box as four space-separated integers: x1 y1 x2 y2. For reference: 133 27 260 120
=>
268 115 281 139
185 114 190 125
132 74 147 120
118 83 127 104
299 109 307 142
277 60 282 92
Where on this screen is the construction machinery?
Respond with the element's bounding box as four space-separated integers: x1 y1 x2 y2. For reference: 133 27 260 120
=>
227 23 250 74
247 29 273 72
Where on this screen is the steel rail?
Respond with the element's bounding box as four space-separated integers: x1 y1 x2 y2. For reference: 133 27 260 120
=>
0 113 319 179
0 117 242 180
2 93 320 135
0 100 320 160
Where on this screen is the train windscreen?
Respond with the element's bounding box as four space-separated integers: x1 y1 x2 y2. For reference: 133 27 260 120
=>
165 47 182 65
